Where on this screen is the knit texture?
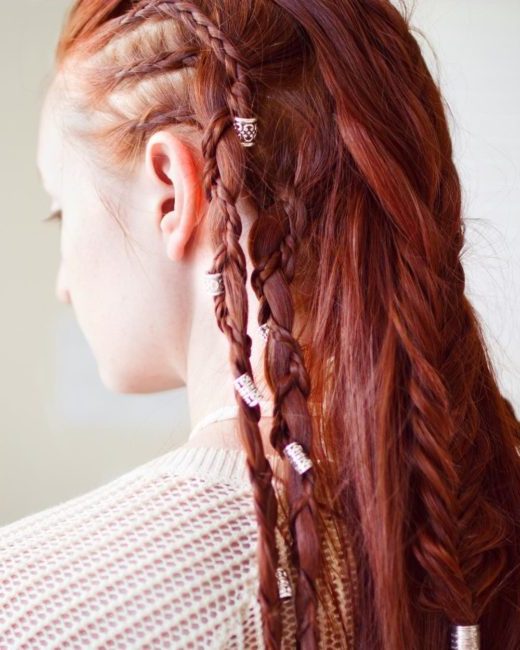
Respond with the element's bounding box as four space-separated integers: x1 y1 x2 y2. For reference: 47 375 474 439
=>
0 444 357 649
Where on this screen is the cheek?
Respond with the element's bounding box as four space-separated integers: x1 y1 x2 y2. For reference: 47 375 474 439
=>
59 222 98 297
58 205 122 335
60 214 149 349
57 191 180 391
60 194 119 287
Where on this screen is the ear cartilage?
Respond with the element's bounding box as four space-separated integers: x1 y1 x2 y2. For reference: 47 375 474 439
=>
276 566 292 600
234 373 264 407
203 271 224 296
233 116 258 147
283 441 313 475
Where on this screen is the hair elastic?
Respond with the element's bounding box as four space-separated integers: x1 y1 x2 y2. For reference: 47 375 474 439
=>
450 624 480 650
233 116 258 147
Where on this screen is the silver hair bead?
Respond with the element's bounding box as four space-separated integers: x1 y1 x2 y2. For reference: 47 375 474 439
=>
276 566 292 600
233 116 258 147
234 372 264 407
203 272 224 296
258 323 270 341
450 624 480 650
283 441 313 475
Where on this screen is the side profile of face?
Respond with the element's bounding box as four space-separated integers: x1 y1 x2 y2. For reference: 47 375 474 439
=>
36 74 212 394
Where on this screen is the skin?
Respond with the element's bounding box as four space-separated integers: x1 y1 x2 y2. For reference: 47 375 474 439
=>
36 75 279 456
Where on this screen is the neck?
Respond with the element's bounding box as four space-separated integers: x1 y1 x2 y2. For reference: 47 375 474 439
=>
184 411 279 456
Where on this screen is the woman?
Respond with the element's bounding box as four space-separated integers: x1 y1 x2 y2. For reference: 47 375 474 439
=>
1 0 519 648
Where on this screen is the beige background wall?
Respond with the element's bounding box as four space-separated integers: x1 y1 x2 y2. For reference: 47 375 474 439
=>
0 1 519 525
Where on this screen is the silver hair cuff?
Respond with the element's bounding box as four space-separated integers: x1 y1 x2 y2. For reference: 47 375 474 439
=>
203 271 224 296
276 566 292 600
233 116 258 147
283 441 313 475
450 624 480 650
234 372 264 407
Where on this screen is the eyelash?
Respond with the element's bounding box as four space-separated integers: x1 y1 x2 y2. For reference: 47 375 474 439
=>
42 210 62 223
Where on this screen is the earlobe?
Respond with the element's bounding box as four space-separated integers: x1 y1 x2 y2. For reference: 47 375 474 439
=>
163 209 187 261
145 129 203 262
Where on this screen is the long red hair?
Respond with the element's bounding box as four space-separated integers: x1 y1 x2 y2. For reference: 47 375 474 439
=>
52 1 520 648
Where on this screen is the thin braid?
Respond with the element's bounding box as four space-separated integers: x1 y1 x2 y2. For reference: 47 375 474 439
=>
113 48 198 81
119 1 253 125
54 0 520 646
250 188 322 650
116 3 285 648
129 110 200 133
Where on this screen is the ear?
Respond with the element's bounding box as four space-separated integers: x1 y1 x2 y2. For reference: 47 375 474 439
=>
144 129 203 262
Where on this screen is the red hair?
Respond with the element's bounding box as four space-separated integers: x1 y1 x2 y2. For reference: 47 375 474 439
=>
52 1 520 648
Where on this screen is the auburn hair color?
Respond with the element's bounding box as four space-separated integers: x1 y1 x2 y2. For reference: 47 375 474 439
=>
51 1 520 648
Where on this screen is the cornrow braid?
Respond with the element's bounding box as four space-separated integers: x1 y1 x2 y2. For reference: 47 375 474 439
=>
129 110 200 134
117 3 285 648
250 188 323 649
119 0 249 71
113 48 198 81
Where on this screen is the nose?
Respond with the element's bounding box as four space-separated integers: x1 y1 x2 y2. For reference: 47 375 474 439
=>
55 263 71 304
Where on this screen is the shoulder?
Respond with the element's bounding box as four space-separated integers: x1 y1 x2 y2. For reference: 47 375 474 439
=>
0 447 263 648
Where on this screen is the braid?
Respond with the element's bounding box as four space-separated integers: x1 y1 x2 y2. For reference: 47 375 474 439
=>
120 0 248 77
117 3 285 647
250 188 323 649
55 0 520 646
116 6 327 646
390 282 475 619
129 110 200 133
113 48 198 81
386 210 511 639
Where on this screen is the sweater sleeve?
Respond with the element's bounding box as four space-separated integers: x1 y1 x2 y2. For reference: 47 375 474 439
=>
0 463 264 649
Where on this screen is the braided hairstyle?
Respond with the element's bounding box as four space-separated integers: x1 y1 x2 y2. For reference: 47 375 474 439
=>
52 1 520 648
120 2 287 647
56 1 326 647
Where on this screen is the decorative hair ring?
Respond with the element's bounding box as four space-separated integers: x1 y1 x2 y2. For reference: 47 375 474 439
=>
283 441 313 475
450 624 480 650
203 271 224 296
234 372 264 407
233 115 258 147
276 566 292 600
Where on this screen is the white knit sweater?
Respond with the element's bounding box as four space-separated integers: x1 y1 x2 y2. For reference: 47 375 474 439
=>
0 444 356 649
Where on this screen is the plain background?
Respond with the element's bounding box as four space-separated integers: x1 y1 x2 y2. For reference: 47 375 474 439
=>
0 1 518 525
